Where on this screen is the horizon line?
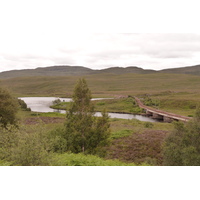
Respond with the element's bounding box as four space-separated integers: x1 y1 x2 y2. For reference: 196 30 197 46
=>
1 63 200 73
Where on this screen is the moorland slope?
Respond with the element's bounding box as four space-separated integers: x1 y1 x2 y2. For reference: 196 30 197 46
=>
1 64 200 79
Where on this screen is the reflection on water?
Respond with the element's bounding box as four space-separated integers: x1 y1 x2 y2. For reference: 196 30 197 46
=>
19 97 71 113
19 97 158 122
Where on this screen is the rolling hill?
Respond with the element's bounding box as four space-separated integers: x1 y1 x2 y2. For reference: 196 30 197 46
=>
0 65 156 79
0 66 94 79
1 64 200 79
159 64 200 75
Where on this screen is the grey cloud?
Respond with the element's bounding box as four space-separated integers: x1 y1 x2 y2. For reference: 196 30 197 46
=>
85 33 200 61
1 33 200 72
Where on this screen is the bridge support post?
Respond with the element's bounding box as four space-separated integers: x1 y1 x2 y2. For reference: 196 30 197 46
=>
146 110 152 116
152 113 163 120
163 116 173 123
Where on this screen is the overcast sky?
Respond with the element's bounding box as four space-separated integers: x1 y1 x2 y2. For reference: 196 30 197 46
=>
0 0 200 72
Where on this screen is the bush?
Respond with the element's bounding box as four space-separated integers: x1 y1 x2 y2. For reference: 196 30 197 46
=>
163 107 200 166
0 88 18 128
0 124 53 166
52 98 61 105
18 99 31 111
144 122 154 128
48 126 68 153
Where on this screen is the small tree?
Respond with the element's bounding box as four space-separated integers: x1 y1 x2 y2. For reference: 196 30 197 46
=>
86 110 111 155
0 88 18 128
64 78 110 154
52 98 61 105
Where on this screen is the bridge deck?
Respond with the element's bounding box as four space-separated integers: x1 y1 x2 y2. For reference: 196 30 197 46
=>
134 97 191 122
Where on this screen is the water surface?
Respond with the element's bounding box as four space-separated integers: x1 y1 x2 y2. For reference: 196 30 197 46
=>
19 97 158 122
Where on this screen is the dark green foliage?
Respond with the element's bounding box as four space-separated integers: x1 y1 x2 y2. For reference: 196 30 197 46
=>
18 99 31 111
64 78 111 154
49 126 68 153
0 88 18 128
86 110 111 156
162 121 184 166
163 107 200 166
52 98 61 105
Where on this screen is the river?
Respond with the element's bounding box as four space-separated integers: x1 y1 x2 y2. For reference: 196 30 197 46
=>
19 97 158 122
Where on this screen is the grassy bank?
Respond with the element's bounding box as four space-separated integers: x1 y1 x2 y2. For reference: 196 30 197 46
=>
50 97 143 114
141 91 200 117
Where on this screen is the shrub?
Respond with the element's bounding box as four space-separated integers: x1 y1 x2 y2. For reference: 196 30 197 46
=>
144 122 154 128
18 99 31 111
48 126 68 153
52 98 61 105
0 88 18 128
0 124 53 166
163 107 200 166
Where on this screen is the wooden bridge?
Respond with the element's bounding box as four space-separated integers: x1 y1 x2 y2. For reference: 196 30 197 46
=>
134 97 191 123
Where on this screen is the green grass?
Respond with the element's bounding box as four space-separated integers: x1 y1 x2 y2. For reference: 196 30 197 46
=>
50 97 143 114
111 129 133 139
11 107 174 166
4 70 200 166
109 118 173 137
2 72 200 115
50 102 70 110
2 72 200 117
143 91 200 116
94 97 142 114
51 152 145 166
2 73 200 98
34 112 65 118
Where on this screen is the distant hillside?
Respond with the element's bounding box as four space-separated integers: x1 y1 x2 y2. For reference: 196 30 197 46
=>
1 64 200 79
0 65 155 79
99 66 156 74
159 65 200 75
0 66 94 79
